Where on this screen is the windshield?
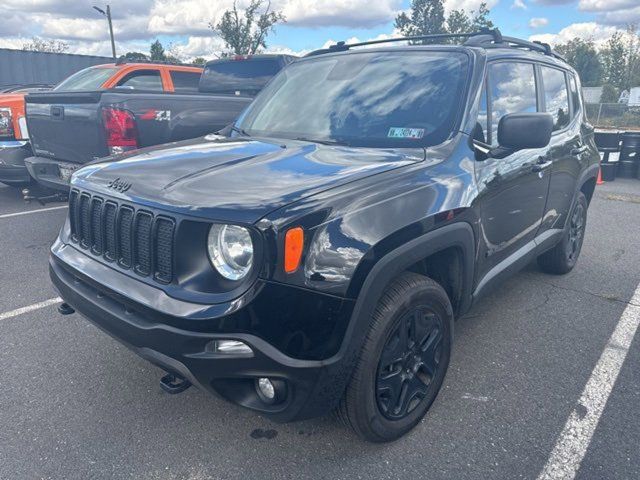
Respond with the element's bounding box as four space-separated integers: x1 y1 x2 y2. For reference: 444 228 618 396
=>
237 51 469 148
54 66 118 92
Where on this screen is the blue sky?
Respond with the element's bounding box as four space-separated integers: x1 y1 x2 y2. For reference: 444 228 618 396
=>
0 0 637 59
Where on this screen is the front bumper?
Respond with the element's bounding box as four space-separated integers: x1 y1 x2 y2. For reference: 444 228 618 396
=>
50 243 357 422
24 156 79 192
0 141 31 185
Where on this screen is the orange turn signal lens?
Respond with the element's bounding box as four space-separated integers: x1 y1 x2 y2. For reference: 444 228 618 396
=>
284 227 304 273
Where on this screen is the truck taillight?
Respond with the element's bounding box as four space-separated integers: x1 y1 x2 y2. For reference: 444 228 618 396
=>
0 108 14 139
102 107 138 155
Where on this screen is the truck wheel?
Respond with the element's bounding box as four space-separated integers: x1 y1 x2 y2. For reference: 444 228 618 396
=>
537 192 588 275
337 272 453 442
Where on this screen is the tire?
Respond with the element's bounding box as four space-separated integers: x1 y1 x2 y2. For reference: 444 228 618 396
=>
537 192 588 275
337 272 453 442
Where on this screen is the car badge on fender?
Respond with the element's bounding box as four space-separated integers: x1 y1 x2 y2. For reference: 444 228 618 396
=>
107 178 132 193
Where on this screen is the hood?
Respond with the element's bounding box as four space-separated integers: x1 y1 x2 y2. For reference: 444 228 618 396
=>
72 136 424 224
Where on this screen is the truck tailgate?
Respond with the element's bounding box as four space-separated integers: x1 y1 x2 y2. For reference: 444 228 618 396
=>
26 91 108 164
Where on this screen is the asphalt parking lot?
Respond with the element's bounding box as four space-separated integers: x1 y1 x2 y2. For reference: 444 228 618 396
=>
0 180 639 480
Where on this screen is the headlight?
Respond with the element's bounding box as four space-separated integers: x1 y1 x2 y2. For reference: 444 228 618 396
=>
207 224 254 280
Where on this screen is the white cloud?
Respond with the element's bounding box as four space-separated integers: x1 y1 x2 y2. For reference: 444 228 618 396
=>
512 0 527 9
529 22 620 46
529 17 549 28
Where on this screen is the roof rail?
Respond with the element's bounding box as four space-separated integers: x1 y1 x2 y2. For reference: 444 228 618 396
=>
114 57 200 68
306 28 565 61
306 28 503 57
465 34 566 61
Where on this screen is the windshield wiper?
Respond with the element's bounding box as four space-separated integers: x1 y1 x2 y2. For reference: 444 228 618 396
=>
230 125 251 137
295 137 348 146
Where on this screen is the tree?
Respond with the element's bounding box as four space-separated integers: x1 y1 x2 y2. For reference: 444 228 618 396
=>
149 40 166 61
600 26 640 91
470 3 494 30
555 38 603 87
395 0 446 39
446 3 493 36
600 84 619 103
22 37 69 54
209 0 285 55
120 51 149 62
192 57 207 66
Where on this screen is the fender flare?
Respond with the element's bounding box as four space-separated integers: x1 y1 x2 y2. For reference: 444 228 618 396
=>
335 221 476 363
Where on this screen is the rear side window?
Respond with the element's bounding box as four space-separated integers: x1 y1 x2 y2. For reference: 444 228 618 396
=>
170 71 202 93
117 70 163 91
199 58 282 95
487 62 537 146
541 66 570 131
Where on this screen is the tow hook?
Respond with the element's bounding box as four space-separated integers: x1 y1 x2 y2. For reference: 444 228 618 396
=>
57 303 75 315
160 373 192 394
22 188 68 206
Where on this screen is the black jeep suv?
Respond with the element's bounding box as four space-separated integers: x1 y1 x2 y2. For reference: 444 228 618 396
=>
50 30 600 442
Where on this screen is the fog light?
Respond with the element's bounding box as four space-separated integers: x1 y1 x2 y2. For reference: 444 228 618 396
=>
212 340 253 355
255 377 287 405
257 378 275 400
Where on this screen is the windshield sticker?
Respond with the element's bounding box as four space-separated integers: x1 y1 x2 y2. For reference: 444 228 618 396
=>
388 127 425 140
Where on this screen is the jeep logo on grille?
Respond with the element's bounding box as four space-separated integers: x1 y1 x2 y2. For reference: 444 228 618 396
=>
107 178 132 193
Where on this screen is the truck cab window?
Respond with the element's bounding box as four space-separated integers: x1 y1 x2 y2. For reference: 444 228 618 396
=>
117 70 163 91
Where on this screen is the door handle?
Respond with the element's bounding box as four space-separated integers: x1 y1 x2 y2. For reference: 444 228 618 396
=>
532 160 552 172
571 145 588 156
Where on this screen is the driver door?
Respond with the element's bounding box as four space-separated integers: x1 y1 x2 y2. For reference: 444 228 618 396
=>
474 61 551 287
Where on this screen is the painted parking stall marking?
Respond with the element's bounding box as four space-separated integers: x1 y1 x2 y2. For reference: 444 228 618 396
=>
0 298 62 322
0 205 67 219
538 283 640 480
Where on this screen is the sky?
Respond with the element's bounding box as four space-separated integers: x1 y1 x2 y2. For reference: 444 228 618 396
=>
0 0 638 60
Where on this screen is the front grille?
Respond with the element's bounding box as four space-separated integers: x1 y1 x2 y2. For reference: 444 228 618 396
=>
68 189 175 284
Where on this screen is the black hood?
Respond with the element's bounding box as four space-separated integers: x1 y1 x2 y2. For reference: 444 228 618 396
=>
72 136 424 224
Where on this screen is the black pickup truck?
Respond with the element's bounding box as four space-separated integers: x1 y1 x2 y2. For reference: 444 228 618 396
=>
24 55 295 193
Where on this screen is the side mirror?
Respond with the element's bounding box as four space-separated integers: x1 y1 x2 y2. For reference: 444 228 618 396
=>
491 113 553 158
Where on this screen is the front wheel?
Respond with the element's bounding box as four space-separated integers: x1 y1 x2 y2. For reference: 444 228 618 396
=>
336 272 453 442
537 192 588 275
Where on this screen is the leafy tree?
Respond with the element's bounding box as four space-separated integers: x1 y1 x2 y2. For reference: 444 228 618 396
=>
395 0 446 39
120 51 149 61
471 3 494 30
209 0 285 55
555 38 603 87
192 57 207 66
600 84 619 103
446 3 493 36
149 40 166 61
22 37 69 54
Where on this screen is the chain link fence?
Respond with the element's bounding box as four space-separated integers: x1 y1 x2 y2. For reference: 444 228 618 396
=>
586 103 640 130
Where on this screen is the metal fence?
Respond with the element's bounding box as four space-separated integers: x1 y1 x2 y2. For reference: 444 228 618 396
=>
586 103 640 130
0 48 111 88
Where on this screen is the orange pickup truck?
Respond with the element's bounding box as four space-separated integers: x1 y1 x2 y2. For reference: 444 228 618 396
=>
0 85 51 185
0 62 202 187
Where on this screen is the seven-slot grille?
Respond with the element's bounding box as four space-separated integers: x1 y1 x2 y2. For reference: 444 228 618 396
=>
68 190 175 283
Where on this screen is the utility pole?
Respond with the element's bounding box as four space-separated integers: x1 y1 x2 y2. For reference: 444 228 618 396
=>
93 5 116 59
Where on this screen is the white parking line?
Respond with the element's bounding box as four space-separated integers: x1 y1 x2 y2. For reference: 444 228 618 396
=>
538 283 640 480
0 297 62 321
0 205 67 220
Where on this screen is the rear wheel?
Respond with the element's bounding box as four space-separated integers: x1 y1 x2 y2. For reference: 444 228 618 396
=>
537 192 588 275
337 272 453 442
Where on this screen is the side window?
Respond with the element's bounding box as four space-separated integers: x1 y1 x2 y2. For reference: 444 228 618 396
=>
488 62 537 146
170 71 202 93
568 74 581 119
541 66 570 131
117 70 163 91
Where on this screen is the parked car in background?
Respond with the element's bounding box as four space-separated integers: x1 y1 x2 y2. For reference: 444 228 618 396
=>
0 84 53 187
50 30 599 441
23 55 296 194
